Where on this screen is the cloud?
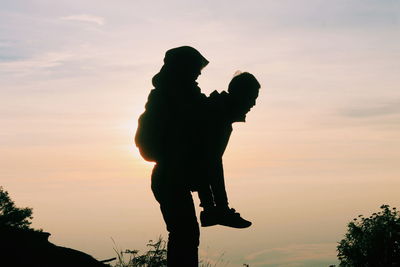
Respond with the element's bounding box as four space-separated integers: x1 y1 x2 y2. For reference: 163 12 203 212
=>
245 243 337 266
341 100 400 118
0 52 72 73
0 41 12 48
60 14 105 26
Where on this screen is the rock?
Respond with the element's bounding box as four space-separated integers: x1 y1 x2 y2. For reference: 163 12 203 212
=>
0 226 110 267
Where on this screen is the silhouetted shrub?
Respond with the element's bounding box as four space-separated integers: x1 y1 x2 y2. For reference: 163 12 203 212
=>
337 204 400 267
0 186 33 229
113 236 167 267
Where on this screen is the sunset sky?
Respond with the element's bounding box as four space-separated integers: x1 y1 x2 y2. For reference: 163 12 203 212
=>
1 1 400 266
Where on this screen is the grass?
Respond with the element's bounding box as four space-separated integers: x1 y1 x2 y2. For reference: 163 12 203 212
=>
109 236 234 267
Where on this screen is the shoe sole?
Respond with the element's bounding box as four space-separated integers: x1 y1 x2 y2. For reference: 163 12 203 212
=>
219 222 252 229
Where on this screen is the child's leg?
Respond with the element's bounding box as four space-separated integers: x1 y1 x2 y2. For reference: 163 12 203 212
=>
209 158 229 208
208 158 252 228
197 184 215 210
197 183 219 227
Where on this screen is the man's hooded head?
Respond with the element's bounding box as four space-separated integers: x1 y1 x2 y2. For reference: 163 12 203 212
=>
153 46 209 88
164 46 209 71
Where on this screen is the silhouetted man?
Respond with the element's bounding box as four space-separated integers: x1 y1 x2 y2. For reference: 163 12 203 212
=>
135 46 208 267
135 47 260 266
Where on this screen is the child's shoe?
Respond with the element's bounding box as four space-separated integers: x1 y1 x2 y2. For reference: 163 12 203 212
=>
218 207 252 229
200 206 252 228
200 208 219 227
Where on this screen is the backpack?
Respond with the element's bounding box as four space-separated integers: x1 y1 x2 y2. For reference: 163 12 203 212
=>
134 89 165 162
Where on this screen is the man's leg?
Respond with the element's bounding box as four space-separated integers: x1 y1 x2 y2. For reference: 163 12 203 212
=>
161 193 199 267
151 164 199 267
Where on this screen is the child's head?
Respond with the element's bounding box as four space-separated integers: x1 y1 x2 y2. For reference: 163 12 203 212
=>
228 72 261 121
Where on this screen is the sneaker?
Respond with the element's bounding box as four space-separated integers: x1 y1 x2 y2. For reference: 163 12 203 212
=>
200 208 219 227
218 208 252 229
200 207 252 228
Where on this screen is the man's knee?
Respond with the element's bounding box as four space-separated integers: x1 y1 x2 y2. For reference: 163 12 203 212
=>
169 223 199 248
171 232 199 248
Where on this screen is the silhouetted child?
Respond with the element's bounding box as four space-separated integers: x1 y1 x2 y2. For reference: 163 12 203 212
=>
197 72 260 228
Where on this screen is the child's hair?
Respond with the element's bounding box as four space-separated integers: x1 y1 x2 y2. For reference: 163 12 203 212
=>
228 72 260 94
